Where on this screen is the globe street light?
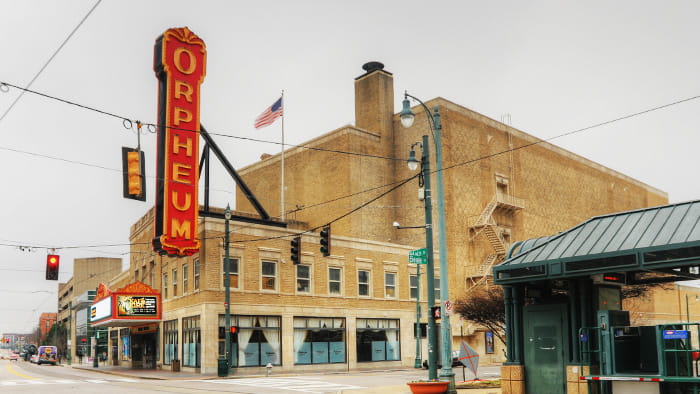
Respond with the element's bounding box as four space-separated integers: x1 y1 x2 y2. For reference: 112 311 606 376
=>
401 92 456 394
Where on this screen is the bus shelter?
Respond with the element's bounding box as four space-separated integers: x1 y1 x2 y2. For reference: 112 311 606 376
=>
494 200 700 394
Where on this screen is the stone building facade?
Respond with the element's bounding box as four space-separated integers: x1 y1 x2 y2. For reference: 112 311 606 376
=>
104 62 669 375
234 62 668 363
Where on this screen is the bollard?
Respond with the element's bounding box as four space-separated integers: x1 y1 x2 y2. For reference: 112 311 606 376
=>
266 363 273 376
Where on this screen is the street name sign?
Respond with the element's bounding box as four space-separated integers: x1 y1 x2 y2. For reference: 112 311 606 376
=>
409 248 427 264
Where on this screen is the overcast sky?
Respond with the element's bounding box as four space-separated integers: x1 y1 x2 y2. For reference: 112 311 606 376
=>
1 1 699 334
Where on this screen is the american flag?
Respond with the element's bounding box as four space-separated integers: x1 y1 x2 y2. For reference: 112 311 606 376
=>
254 97 283 129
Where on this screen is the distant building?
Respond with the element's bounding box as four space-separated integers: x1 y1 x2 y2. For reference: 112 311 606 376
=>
57 257 122 362
38 313 56 342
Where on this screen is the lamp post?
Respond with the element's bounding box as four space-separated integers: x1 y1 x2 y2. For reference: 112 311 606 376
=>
414 257 422 368
224 204 232 376
401 92 456 394
405 136 439 379
394 220 425 369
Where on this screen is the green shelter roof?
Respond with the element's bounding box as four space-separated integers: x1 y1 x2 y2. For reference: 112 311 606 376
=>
494 200 700 285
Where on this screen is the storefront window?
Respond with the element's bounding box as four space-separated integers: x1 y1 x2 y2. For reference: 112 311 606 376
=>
222 315 281 367
294 317 346 365
356 318 400 362
163 319 178 365
182 316 200 367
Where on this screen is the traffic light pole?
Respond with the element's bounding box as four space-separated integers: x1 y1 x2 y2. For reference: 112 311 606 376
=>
419 135 439 380
224 205 231 375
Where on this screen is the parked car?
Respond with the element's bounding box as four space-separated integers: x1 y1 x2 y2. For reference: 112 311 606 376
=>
9 353 19 361
30 354 39 363
423 351 464 369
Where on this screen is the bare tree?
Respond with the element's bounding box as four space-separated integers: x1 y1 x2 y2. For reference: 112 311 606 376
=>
454 286 506 346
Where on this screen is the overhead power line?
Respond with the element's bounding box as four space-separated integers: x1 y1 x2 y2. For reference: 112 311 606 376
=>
0 79 698 250
0 82 404 162
0 0 102 126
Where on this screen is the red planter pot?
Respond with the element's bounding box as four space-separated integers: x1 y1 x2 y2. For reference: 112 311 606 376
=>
406 381 449 394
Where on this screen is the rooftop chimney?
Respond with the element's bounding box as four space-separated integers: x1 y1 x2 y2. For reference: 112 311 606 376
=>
355 61 394 138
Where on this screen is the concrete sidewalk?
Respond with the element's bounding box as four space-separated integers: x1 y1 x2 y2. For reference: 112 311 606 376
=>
67 363 500 393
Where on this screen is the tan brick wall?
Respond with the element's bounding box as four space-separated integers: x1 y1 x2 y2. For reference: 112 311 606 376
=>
118 64 673 374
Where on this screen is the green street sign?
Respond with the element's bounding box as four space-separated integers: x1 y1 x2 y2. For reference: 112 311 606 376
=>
409 248 428 264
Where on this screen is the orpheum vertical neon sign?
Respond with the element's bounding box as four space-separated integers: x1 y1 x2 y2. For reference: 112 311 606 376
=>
152 27 206 256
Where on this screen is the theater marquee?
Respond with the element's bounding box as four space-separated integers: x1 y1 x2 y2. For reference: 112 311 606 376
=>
90 282 162 327
152 27 207 256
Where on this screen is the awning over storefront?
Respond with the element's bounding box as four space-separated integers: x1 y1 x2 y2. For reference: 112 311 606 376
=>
90 281 162 327
494 200 700 285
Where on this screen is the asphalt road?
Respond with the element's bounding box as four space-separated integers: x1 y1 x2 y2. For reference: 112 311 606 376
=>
0 359 501 393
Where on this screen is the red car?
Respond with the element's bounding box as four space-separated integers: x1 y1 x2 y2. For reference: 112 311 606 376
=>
8 353 19 361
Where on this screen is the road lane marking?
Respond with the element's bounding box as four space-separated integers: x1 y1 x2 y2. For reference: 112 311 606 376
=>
6 363 39 379
200 377 365 393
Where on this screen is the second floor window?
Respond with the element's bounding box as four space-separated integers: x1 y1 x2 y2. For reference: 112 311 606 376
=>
385 272 396 298
358 270 370 296
172 269 178 297
262 261 276 291
194 259 200 290
434 277 441 301
163 273 168 298
329 267 341 295
297 265 310 293
183 264 189 294
223 257 239 289
410 275 418 299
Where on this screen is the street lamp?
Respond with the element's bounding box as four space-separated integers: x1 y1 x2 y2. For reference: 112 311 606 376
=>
394 221 426 369
224 204 232 376
401 92 456 394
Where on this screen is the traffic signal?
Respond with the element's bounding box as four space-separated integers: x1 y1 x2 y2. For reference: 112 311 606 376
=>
320 226 331 257
45 254 60 280
431 306 441 320
291 236 301 265
230 326 238 334
122 147 146 201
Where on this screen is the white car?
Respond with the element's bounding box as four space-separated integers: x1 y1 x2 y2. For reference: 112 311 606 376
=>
9 353 19 361
30 354 39 364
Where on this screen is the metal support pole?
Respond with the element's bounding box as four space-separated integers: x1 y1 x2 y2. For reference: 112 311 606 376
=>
414 261 422 368
224 204 232 376
431 106 456 393
420 134 439 380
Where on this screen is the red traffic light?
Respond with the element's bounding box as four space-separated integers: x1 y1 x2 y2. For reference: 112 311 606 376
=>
47 255 59 265
46 254 60 280
230 326 237 334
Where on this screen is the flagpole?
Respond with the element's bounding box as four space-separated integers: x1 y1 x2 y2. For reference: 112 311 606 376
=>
280 90 285 221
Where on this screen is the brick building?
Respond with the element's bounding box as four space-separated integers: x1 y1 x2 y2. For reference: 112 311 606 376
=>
106 62 668 375
38 312 56 342
57 257 122 363
235 62 668 362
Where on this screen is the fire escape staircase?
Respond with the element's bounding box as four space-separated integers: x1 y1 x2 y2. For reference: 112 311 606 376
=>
467 193 524 286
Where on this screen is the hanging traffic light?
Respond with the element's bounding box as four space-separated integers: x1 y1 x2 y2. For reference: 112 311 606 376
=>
320 226 331 257
45 254 60 281
122 147 146 201
291 236 301 265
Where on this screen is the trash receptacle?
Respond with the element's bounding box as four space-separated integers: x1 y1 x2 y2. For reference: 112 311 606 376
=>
217 357 229 377
171 359 180 372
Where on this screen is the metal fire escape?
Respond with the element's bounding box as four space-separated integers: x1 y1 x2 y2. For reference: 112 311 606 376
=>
467 192 524 286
